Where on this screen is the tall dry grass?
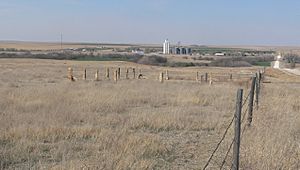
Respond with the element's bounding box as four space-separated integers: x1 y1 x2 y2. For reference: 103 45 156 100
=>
241 83 300 169
0 59 299 169
0 79 239 169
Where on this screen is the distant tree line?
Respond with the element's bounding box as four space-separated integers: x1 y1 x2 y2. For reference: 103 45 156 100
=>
284 53 300 63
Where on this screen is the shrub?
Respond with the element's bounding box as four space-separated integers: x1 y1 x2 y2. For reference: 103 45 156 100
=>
137 55 167 66
209 58 252 67
284 53 300 63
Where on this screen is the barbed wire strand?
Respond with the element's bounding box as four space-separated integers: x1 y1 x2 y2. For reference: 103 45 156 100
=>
224 78 261 170
242 90 251 108
202 116 235 170
219 137 234 170
203 89 251 170
219 105 249 170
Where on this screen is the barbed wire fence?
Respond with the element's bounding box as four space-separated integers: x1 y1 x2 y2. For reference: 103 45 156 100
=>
202 70 263 170
66 66 265 169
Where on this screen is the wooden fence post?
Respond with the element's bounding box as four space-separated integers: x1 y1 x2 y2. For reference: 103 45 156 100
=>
126 68 129 79
138 69 142 79
209 73 213 85
233 89 243 170
114 69 118 82
117 67 121 80
196 72 199 82
159 72 164 83
259 72 262 86
95 69 99 81
205 73 208 83
257 72 261 88
133 68 136 79
68 67 75 81
260 70 264 81
106 68 110 79
229 74 233 81
255 73 259 110
83 68 86 80
200 75 204 83
166 70 169 80
247 76 256 126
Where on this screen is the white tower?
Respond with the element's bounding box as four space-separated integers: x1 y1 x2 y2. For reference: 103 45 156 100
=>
163 39 170 54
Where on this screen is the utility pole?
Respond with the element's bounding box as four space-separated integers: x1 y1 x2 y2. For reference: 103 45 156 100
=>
60 33 63 51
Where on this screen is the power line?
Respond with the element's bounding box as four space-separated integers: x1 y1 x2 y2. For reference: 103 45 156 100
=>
60 33 63 51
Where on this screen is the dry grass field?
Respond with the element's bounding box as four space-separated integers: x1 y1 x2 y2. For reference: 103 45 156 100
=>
0 42 133 51
0 59 299 169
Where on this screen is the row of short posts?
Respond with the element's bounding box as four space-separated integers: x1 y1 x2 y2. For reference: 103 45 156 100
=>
196 72 213 85
68 67 142 82
159 70 168 83
160 70 214 84
160 70 214 85
70 68 251 85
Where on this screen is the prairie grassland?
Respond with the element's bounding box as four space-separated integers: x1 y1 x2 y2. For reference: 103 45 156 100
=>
0 42 131 51
0 59 299 169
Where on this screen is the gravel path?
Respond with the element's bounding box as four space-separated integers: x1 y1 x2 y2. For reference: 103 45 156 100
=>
282 68 300 76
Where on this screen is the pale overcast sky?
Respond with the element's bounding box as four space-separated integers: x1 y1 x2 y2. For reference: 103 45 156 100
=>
0 0 300 45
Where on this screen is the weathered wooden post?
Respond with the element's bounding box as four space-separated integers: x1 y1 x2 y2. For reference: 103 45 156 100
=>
196 72 199 82
261 69 265 81
247 76 256 126
106 68 110 79
133 68 136 79
229 74 233 81
95 69 99 81
68 67 75 81
125 68 129 79
257 72 261 85
114 69 118 82
233 89 243 170
159 72 164 83
83 68 87 80
205 73 208 83
209 73 213 85
255 73 259 110
138 69 142 79
200 75 204 83
117 67 121 80
166 70 169 80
